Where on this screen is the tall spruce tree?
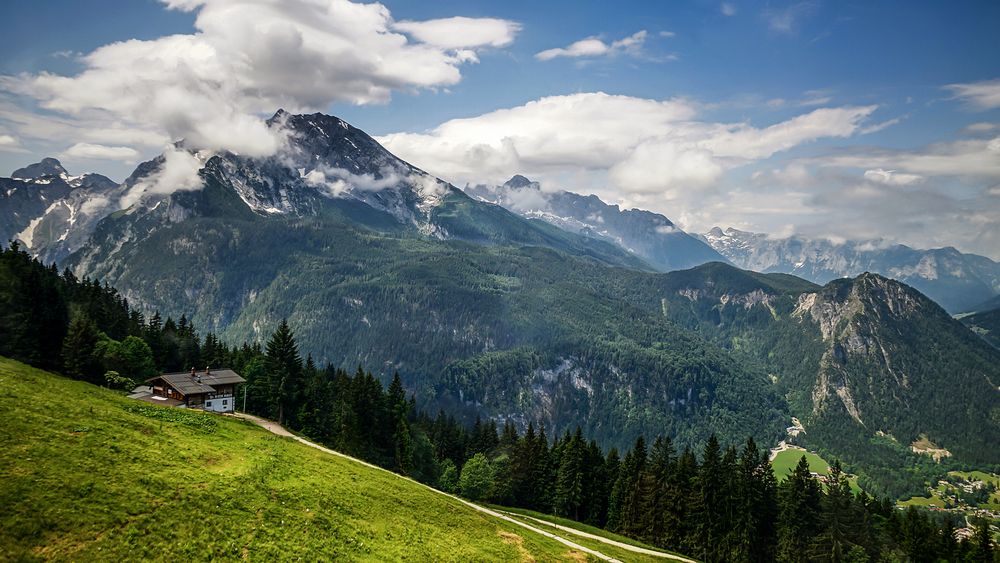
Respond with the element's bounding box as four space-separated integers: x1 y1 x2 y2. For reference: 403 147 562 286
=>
695 434 725 562
811 460 862 563
61 314 101 383
554 427 586 520
264 319 304 425
734 437 778 563
777 456 823 563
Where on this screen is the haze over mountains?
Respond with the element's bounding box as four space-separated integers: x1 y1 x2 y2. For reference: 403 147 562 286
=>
2 110 998 499
701 227 1000 314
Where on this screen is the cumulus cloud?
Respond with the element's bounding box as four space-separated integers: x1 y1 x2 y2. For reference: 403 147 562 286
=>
379 92 876 200
393 17 520 49
120 147 206 208
62 142 140 162
862 168 923 186
946 78 1000 110
535 30 649 61
1 0 512 161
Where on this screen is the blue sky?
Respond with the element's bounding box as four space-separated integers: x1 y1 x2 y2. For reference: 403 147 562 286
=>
1 0 999 256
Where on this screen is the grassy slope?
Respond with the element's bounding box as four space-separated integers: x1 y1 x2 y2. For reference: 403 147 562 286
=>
0 357 589 562
771 449 862 494
771 449 831 478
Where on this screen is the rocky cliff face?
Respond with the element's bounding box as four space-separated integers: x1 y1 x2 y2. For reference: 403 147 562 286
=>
790 273 999 462
1 159 120 263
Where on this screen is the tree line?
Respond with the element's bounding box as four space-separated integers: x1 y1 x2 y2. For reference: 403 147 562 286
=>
1 242 996 562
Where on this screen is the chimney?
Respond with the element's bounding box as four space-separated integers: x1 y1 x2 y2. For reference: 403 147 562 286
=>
205 365 211 375
190 367 196 377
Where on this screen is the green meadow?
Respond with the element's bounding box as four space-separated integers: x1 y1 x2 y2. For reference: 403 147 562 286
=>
0 357 594 562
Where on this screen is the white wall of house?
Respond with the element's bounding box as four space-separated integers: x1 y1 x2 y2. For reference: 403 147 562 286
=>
203 396 235 413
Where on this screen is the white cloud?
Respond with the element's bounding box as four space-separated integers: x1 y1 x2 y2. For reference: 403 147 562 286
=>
820 136 1000 178
702 106 876 159
79 196 112 216
862 168 923 186
62 142 140 162
303 165 403 197
536 30 649 61
946 78 1000 110
1 0 508 160
120 147 206 208
393 17 520 49
962 122 1000 135
611 142 722 196
379 92 876 200
859 116 903 135
721 3 737 16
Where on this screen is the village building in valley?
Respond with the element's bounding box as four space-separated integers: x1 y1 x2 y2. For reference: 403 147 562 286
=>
143 368 246 412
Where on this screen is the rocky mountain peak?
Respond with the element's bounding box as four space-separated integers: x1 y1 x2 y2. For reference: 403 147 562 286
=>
12 157 68 180
504 174 536 189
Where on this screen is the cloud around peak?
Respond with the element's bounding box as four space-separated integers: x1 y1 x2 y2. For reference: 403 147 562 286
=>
0 0 517 160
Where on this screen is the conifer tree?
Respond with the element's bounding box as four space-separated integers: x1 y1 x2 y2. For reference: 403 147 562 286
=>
387 373 412 473
811 460 861 562
646 436 676 546
777 455 823 563
264 319 304 425
62 314 101 382
554 427 586 520
695 434 724 562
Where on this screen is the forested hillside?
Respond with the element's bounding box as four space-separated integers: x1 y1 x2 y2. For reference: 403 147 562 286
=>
963 306 1000 349
6 111 996 504
4 240 999 561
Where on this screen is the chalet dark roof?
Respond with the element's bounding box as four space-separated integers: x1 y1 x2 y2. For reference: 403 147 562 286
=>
147 369 245 397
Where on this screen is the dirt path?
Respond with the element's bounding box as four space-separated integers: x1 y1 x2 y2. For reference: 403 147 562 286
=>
497 511 697 562
231 414 622 561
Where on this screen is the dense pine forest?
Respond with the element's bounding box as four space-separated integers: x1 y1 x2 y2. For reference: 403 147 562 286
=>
2 242 996 562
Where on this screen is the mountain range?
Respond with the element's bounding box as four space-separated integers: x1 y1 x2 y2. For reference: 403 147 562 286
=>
1 157 119 264
3 110 998 498
464 175 725 272
701 226 1000 314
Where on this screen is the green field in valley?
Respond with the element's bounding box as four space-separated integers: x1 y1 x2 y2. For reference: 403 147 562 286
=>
0 357 600 562
771 448 831 478
770 448 862 494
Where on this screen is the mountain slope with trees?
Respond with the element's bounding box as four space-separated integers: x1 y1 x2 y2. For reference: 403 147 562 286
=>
4 111 998 502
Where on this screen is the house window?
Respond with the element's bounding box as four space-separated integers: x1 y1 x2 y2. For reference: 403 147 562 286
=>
222 399 228 406
206 401 212 407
